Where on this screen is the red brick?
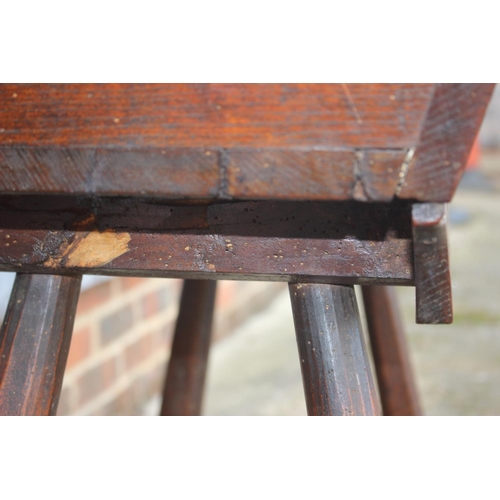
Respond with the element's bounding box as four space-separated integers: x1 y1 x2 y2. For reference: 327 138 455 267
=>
141 287 171 319
66 325 92 369
119 277 146 291
100 305 134 345
77 357 117 406
76 281 112 315
141 291 159 319
215 281 236 309
124 332 154 370
91 367 164 416
156 320 174 349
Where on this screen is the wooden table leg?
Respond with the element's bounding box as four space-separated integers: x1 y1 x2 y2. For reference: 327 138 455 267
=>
0 273 82 416
362 286 421 416
289 283 381 416
160 280 217 416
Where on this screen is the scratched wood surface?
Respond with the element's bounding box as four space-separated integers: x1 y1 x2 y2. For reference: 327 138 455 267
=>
412 203 452 324
0 84 493 202
0 84 432 148
289 283 381 416
0 197 414 284
0 274 81 415
399 83 495 202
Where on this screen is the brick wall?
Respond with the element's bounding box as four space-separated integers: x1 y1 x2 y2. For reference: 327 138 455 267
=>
57 278 283 416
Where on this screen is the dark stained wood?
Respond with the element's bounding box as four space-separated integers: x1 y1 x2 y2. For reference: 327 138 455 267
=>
399 83 496 202
0 199 414 285
362 286 421 416
160 280 216 416
0 83 493 416
0 147 94 195
226 148 408 201
93 148 220 198
412 203 452 324
289 283 381 416
0 273 81 415
2 83 492 203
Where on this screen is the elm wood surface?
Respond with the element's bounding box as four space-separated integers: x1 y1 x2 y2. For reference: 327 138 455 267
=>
412 203 452 324
398 83 495 202
362 286 421 416
160 280 216 416
0 83 492 416
0 84 434 149
0 198 414 285
0 84 494 202
0 273 81 415
289 283 381 416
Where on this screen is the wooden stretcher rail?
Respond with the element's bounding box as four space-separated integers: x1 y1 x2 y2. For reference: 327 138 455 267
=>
0 198 414 285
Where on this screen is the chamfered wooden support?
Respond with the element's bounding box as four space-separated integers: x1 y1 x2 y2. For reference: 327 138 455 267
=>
362 285 421 416
160 279 217 416
412 203 452 324
0 199 414 286
0 273 81 416
0 196 413 285
289 283 381 416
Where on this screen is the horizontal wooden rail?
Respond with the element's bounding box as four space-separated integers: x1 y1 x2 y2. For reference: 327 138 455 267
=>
0 198 414 285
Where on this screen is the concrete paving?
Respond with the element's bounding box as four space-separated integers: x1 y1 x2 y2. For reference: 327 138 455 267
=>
203 159 500 416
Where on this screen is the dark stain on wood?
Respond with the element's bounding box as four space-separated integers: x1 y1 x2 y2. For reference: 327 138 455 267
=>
1 84 492 202
0 198 414 285
412 203 452 324
160 280 216 416
399 83 495 201
289 283 381 416
362 285 421 415
0 274 81 415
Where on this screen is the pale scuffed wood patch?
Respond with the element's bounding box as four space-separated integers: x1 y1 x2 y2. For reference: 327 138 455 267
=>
44 230 131 268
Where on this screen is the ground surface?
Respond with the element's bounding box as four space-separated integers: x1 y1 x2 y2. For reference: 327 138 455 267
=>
201 156 500 416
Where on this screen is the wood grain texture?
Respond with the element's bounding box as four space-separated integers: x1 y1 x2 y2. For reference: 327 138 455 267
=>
362 286 421 416
0 84 432 149
289 283 381 416
0 274 81 415
412 203 452 324
399 83 495 201
0 146 410 201
0 147 93 195
0 198 414 285
0 83 492 202
160 280 216 416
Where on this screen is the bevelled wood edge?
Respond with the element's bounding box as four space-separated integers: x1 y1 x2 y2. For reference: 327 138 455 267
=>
0 146 411 202
399 83 495 202
0 274 81 416
289 283 381 416
412 203 452 324
0 199 414 285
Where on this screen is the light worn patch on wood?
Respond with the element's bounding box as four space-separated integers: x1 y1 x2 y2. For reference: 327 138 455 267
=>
44 229 131 268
